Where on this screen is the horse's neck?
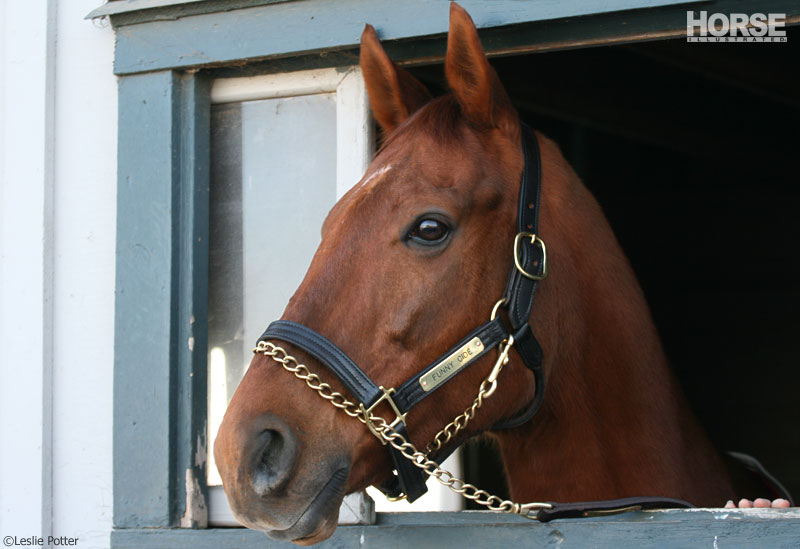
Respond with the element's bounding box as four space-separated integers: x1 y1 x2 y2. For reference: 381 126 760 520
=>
494 141 734 506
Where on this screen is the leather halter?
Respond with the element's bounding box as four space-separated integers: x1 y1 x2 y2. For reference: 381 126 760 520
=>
257 124 697 517
256 124 700 524
259 124 547 502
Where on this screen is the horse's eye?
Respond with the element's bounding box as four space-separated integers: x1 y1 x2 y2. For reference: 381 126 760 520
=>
409 218 449 244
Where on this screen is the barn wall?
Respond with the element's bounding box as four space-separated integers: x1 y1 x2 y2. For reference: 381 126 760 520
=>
51 1 117 546
0 1 117 548
0 0 52 540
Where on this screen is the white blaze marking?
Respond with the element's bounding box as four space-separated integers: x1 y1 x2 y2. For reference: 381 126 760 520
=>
358 164 393 190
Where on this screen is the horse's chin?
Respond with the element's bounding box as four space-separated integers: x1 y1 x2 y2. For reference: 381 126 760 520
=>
261 467 348 545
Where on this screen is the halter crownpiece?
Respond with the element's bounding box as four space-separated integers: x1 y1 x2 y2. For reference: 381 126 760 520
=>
259 124 547 501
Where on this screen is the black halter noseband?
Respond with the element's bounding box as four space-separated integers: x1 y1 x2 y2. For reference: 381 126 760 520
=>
259 124 547 502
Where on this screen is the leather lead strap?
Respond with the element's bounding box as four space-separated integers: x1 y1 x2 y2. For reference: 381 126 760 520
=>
536 497 694 522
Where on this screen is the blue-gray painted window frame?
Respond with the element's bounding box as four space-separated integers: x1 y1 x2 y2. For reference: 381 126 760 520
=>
115 70 211 528
109 0 800 545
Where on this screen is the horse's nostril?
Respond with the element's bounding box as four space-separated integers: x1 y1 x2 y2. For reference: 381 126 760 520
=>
251 428 296 497
256 430 284 471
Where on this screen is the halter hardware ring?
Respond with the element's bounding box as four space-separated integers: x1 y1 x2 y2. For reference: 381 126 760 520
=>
490 298 507 321
513 232 548 281
361 386 407 444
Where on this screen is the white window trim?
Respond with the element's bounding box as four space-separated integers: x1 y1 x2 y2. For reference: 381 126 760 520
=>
211 67 372 200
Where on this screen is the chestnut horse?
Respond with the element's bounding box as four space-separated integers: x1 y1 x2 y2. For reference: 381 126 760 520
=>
214 3 737 544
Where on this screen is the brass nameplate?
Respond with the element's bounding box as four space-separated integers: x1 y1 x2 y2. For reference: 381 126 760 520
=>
419 337 484 392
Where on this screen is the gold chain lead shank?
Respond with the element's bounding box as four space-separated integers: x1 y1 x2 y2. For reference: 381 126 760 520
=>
254 337 551 519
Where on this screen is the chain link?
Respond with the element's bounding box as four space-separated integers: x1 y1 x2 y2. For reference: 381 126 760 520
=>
254 339 551 519
424 335 513 454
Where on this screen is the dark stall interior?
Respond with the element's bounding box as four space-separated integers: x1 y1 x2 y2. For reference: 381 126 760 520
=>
408 27 800 505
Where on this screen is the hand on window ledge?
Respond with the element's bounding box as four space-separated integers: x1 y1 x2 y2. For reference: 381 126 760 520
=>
724 498 791 508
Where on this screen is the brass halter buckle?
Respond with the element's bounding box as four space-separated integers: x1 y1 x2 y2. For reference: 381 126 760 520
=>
513 232 548 281
361 386 407 445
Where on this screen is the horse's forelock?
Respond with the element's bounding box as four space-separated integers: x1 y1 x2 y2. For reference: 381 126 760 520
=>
375 94 465 156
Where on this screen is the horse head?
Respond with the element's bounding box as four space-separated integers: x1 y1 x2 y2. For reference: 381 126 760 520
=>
214 2 737 545
214 4 556 543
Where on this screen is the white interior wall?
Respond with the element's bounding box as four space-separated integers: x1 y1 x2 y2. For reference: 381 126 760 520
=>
0 2 117 548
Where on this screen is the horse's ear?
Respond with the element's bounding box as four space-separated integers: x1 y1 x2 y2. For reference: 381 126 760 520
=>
360 24 433 134
445 3 518 138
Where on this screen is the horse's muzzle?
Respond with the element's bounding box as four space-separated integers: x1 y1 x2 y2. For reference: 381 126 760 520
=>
215 410 351 543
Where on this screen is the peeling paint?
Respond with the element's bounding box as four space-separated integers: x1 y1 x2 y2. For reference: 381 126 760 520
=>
195 428 207 469
651 507 800 520
181 468 208 528
548 528 565 545
338 491 376 526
